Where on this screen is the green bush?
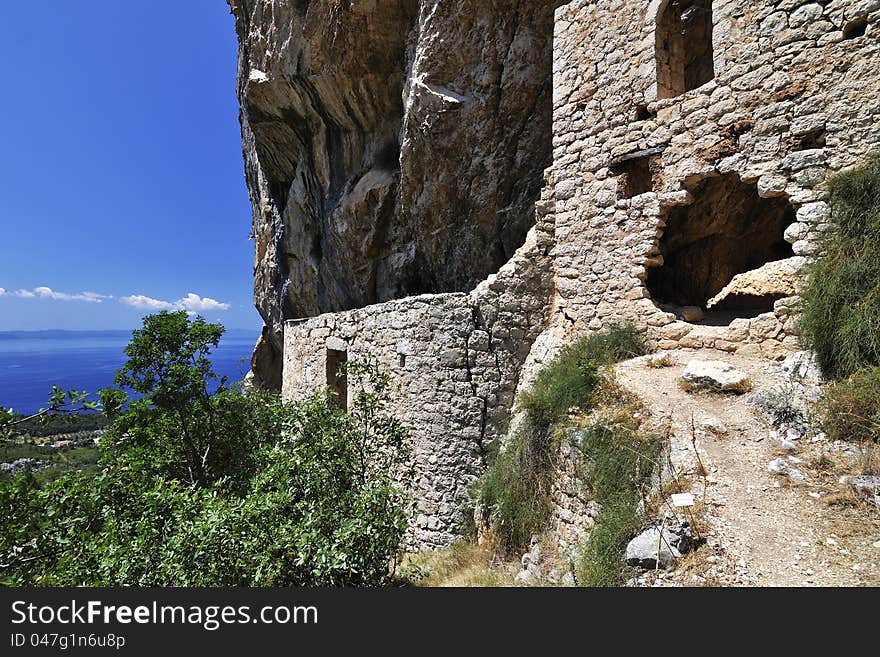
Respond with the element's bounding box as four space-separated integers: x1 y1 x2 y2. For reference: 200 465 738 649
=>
476 323 647 553
477 417 554 554
799 154 880 380
576 419 659 587
0 312 413 586
519 322 647 430
817 366 880 444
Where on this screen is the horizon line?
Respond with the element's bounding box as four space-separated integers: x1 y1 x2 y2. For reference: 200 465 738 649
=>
0 327 261 334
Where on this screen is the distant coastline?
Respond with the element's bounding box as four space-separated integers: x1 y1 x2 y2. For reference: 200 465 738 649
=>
0 329 260 414
0 328 258 339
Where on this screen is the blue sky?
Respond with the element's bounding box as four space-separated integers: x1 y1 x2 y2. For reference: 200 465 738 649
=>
0 1 261 331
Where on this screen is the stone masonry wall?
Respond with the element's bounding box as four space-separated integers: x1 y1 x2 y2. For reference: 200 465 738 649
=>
549 0 880 360
282 187 555 549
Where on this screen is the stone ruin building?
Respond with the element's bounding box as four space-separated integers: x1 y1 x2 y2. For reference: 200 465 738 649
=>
229 0 880 548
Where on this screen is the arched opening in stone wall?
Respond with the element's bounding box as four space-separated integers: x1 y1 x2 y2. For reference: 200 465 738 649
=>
656 0 715 99
646 173 796 324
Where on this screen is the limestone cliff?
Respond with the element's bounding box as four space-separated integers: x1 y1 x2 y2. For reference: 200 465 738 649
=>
228 0 557 387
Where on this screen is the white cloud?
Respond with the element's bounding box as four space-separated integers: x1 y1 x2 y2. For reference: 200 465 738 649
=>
0 286 109 302
177 293 231 312
30 286 110 303
120 292 231 314
4 286 230 314
119 294 177 311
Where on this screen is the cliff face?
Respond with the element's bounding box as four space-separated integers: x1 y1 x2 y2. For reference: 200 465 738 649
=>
229 0 556 387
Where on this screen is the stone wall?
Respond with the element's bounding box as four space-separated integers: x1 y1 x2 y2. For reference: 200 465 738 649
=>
550 429 600 556
549 0 880 360
282 188 555 549
279 0 880 548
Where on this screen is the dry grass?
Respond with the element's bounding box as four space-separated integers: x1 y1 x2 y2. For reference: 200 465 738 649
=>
677 378 753 394
823 486 865 509
644 352 675 369
668 545 727 587
856 442 880 476
819 484 880 586
686 499 711 539
807 449 836 474
404 541 518 587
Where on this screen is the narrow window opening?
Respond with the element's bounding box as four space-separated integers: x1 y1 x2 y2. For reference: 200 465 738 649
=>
797 128 826 150
399 353 407 368
843 18 868 40
656 1 715 99
326 348 348 410
610 148 664 198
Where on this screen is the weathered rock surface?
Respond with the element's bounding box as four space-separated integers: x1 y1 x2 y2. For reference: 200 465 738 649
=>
234 0 880 550
681 360 752 393
625 523 694 570
768 457 805 481
781 351 823 385
851 475 880 507
229 0 556 384
706 257 805 309
700 415 729 435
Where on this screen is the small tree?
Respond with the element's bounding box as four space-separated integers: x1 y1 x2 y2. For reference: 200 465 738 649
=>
105 310 247 486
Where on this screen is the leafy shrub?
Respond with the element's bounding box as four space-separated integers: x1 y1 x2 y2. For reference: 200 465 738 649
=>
476 323 647 553
576 418 659 587
817 366 880 443
1 388 101 441
799 154 880 379
1 312 413 586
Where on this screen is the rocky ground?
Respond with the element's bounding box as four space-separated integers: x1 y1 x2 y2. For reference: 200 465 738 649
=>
616 349 880 587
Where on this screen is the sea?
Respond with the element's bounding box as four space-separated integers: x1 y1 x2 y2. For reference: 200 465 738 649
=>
0 329 259 414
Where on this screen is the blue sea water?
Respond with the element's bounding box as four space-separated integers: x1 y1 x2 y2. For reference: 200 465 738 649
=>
0 330 259 414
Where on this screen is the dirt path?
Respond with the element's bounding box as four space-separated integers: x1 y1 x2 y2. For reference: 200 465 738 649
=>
616 348 880 587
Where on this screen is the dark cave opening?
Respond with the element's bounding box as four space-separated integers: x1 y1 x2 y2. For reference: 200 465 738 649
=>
646 173 795 321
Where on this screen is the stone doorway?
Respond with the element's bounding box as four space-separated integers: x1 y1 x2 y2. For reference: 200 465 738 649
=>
326 348 349 410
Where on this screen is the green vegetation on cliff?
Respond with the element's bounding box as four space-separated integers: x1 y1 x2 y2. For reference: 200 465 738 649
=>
799 155 880 443
799 154 880 379
476 323 649 555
